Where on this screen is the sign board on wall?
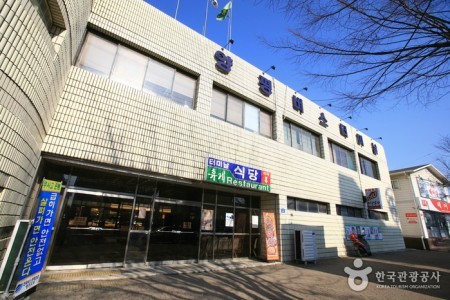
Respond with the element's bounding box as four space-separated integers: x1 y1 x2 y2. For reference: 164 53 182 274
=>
417 178 448 201
418 197 450 213
263 212 279 261
14 179 62 298
365 188 383 209
344 225 383 240
205 157 271 192
405 212 418 224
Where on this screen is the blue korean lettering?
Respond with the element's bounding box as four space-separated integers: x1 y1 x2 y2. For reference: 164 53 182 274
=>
258 75 272 96
318 112 328 128
292 95 304 114
339 124 348 138
371 143 378 155
214 51 233 74
356 134 364 146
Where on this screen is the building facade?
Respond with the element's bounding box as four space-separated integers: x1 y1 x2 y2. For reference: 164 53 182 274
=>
0 0 405 269
390 165 450 250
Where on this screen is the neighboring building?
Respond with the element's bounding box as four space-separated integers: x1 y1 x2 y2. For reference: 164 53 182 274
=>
0 0 405 270
390 165 450 250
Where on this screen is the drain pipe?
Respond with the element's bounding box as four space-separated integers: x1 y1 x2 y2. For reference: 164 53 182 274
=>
407 172 427 250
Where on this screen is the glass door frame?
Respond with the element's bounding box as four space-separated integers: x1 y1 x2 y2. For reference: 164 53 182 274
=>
123 195 155 266
47 187 135 270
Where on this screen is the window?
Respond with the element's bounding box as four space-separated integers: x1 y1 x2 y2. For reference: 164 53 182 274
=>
77 33 197 108
391 180 399 189
368 210 389 221
211 88 272 138
30 0 66 37
111 45 148 89
31 0 53 31
284 122 321 157
336 205 363 218
329 141 355 170
359 155 380 179
287 197 329 214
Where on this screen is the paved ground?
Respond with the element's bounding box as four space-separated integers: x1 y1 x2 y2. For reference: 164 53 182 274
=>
15 249 450 299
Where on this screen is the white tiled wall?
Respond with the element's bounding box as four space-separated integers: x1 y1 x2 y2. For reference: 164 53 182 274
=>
0 0 91 258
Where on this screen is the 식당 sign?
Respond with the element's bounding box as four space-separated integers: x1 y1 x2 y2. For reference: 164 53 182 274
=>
205 157 271 192
14 179 62 298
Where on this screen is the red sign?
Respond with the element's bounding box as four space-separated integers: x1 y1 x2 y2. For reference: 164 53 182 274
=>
418 197 450 213
405 212 418 224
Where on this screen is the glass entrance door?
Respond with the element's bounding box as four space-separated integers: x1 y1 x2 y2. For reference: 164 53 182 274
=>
148 200 201 261
124 196 153 264
49 189 134 266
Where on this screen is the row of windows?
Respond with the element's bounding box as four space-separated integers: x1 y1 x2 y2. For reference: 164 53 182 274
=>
76 33 380 177
77 33 197 107
284 121 380 179
211 89 272 137
287 198 329 214
288 198 388 220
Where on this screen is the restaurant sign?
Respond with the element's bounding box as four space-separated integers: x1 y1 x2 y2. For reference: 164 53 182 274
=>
205 157 271 192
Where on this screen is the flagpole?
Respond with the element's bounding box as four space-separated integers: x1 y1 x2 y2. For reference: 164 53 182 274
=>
203 0 209 36
175 0 180 19
228 0 233 51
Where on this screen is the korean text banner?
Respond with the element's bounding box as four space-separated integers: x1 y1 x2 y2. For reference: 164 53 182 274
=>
205 157 271 192
14 179 62 298
263 212 279 261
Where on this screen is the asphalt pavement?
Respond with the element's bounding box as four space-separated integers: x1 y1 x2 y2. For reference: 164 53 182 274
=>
15 249 450 299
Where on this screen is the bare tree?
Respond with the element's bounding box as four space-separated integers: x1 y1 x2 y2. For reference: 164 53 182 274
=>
260 0 450 111
436 135 450 178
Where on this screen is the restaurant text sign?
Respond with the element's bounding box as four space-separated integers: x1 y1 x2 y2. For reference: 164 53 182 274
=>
205 157 271 192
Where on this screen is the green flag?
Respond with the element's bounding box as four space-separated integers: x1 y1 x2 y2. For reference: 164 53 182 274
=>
216 1 232 21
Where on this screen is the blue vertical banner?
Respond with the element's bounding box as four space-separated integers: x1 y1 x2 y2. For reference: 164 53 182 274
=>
14 179 62 298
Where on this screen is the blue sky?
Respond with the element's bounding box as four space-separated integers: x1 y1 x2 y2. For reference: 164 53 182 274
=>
145 0 449 172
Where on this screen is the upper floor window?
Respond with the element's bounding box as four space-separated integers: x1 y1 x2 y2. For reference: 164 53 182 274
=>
211 88 272 138
336 205 363 218
284 121 321 157
391 180 399 189
31 0 53 31
329 141 356 170
359 155 380 179
77 33 197 108
368 210 389 221
287 197 329 214
30 0 65 32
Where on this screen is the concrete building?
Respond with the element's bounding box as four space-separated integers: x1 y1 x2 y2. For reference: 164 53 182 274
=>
0 0 405 270
390 165 450 250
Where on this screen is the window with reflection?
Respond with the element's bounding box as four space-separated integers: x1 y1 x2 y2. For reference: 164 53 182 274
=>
211 88 272 138
329 141 356 170
284 121 321 157
77 33 197 108
359 155 380 179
